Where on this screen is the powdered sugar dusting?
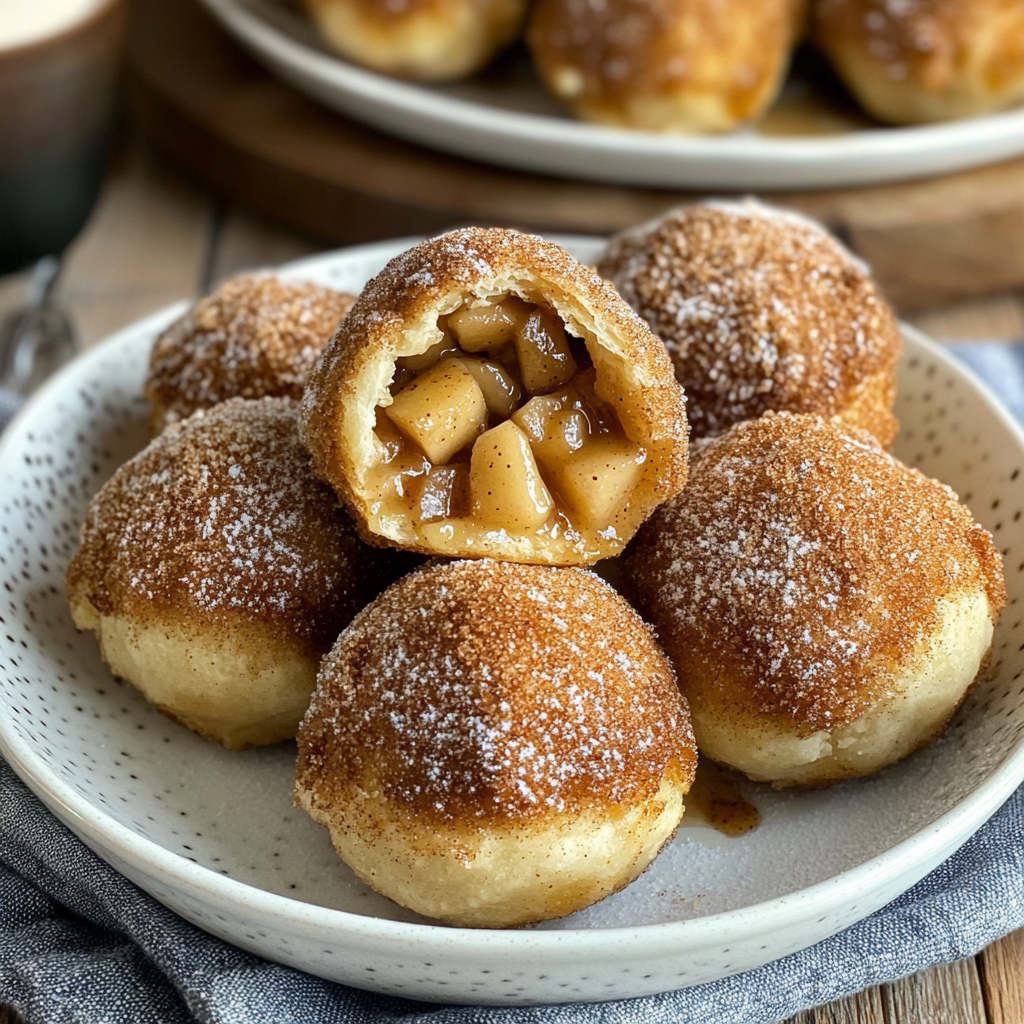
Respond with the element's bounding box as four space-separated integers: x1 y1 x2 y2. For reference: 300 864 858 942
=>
297 559 696 823
67 397 400 649
145 274 355 430
597 202 901 438
630 413 1005 729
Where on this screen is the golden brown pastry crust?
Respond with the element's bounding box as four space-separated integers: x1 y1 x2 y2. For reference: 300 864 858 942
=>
300 227 690 564
628 412 1006 736
597 201 902 445
145 274 355 434
295 559 697 925
813 0 1024 123
66 398 414 748
527 0 806 132
301 0 526 80
297 559 696 824
67 397 384 652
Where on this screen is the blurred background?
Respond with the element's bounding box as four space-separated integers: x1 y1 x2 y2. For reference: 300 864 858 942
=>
4 0 1024 361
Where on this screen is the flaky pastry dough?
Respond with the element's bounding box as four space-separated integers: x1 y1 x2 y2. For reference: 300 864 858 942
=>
301 0 526 80
814 0 1024 124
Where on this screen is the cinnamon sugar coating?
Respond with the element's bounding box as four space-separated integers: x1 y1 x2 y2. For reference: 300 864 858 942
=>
597 201 902 445
296 559 696 827
145 274 355 433
629 412 1006 735
67 397 399 655
526 0 804 132
813 0 1024 123
300 227 689 564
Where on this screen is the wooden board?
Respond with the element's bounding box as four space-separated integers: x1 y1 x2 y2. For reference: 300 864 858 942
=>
126 0 1024 311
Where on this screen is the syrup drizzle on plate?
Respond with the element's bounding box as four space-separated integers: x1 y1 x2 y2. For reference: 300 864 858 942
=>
685 759 762 838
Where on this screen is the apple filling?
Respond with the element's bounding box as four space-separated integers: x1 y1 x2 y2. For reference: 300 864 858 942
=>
368 294 646 557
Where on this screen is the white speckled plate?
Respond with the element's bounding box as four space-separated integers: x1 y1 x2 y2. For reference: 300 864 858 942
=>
199 0 1024 190
3 236 1024 1006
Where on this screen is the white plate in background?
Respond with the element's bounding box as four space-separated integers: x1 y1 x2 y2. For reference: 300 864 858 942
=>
2 237 1024 1005
199 0 1024 191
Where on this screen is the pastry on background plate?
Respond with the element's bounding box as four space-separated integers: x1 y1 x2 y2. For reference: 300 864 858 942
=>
597 200 902 446
300 0 527 80
813 0 1024 124
66 397 408 750
300 226 689 565
145 273 355 434
527 0 805 132
628 412 1005 788
295 558 698 928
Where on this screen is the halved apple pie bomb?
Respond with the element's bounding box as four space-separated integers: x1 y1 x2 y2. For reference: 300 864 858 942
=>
300 228 690 564
66 397 409 750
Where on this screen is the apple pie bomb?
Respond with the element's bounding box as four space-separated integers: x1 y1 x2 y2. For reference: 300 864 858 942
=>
300 0 528 81
144 273 356 435
300 227 690 564
66 397 409 750
597 200 903 446
527 0 804 133
295 559 698 928
628 413 1006 788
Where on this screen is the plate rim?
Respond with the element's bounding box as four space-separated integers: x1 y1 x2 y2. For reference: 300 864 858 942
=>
3 236 1024 967
197 0 1024 191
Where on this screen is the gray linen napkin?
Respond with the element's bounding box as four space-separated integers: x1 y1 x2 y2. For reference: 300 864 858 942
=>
2 345 1023 1024
946 343 1024 425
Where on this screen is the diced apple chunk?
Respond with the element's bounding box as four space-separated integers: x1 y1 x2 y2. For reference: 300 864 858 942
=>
512 397 589 465
448 297 530 352
515 310 577 394
470 420 553 530
379 449 430 501
544 436 646 529
450 357 522 417
398 335 459 374
511 395 560 441
385 361 487 464
491 342 521 375
419 464 470 523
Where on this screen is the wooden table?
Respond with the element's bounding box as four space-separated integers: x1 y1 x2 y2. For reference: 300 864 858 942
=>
2 135 1024 1024
127 0 1024 313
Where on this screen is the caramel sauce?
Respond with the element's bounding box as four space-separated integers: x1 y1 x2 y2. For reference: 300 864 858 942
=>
684 759 761 838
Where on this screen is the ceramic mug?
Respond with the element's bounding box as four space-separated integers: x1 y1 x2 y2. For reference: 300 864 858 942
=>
0 0 126 275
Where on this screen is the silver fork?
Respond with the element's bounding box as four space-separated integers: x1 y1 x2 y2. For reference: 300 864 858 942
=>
0 256 77 411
